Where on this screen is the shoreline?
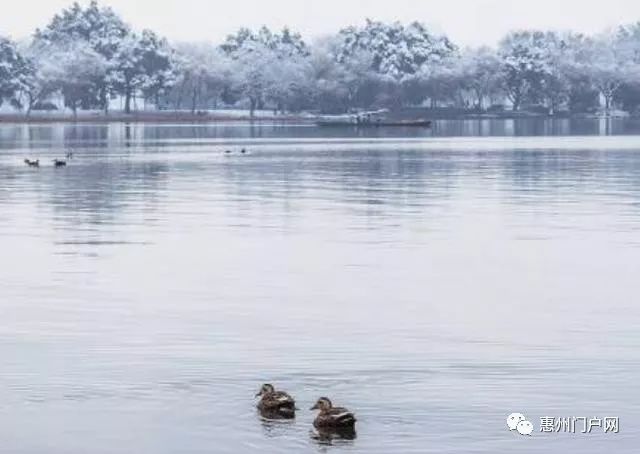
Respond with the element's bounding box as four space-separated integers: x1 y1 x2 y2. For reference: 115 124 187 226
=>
0 111 635 125
0 112 313 125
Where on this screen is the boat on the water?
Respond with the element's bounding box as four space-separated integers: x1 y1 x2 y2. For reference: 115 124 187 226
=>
315 109 431 128
317 118 432 127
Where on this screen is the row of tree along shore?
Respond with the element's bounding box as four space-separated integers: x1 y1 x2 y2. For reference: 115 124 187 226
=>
2 1 640 121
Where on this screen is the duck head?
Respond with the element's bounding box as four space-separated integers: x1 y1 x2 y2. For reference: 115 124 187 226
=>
310 397 332 411
255 383 275 397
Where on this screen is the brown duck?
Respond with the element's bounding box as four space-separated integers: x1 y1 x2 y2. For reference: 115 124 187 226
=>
255 384 296 418
310 397 357 428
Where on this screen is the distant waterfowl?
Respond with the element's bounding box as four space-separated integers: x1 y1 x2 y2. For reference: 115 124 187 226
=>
53 159 67 167
24 158 40 167
224 149 232 154
240 148 247 154
310 397 356 429
255 384 296 419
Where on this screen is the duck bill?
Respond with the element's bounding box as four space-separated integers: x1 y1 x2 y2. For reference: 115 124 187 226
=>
309 404 319 410
255 392 262 397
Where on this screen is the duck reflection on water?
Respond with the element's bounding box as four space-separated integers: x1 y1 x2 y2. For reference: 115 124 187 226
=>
311 425 357 445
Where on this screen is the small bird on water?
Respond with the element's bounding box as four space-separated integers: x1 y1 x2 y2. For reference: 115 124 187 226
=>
255 383 296 419
24 158 40 167
53 159 67 167
310 397 357 429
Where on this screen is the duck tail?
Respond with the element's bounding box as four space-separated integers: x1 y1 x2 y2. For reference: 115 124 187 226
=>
336 413 356 425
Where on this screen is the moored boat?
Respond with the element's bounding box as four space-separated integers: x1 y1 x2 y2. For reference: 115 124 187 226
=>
316 118 431 127
315 110 431 127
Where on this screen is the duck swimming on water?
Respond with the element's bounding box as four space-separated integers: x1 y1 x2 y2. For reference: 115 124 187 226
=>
255 384 296 419
53 159 67 167
24 158 40 167
310 397 357 429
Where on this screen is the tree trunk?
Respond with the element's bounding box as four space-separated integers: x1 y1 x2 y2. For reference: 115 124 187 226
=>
124 88 132 114
26 95 34 118
475 89 484 111
191 87 197 114
512 96 520 111
102 88 109 115
604 93 612 115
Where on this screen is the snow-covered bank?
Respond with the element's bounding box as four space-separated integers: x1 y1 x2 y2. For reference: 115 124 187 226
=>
0 110 316 123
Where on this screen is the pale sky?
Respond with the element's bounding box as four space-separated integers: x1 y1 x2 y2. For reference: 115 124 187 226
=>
2 0 640 46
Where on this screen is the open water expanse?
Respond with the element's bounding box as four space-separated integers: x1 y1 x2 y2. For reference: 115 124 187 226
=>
1 119 639 453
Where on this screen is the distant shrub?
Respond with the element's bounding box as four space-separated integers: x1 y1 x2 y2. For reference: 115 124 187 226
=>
32 102 58 111
487 104 505 113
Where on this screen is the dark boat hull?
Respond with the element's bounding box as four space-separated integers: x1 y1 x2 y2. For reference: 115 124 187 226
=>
316 120 431 127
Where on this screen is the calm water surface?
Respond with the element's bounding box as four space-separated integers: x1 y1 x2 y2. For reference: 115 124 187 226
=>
1 120 639 453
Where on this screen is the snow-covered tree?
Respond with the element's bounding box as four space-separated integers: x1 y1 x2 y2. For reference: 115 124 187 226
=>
167 43 233 112
306 43 352 113
498 31 550 110
20 43 60 115
263 55 313 113
12 7 640 116
457 47 503 109
228 43 272 116
34 0 129 112
400 54 465 108
577 32 638 114
221 26 308 59
110 30 175 112
34 1 129 58
336 20 456 81
222 26 311 116
0 37 31 108
50 41 107 116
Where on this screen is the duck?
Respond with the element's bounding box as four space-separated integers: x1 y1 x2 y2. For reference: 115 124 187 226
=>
310 397 357 429
53 159 67 167
255 383 296 419
240 148 247 154
224 149 232 155
24 158 40 167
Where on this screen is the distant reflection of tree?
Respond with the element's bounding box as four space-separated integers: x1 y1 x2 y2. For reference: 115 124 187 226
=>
500 149 640 209
49 161 167 219
216 147 457 231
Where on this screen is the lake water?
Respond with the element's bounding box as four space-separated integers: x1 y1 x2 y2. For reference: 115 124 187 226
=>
1 119 639 453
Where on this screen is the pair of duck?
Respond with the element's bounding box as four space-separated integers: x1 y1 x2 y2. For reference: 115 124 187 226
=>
24 159 66 167
54 152 73 167
255 384 356 429
24 152 72 168
224 148 247 155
